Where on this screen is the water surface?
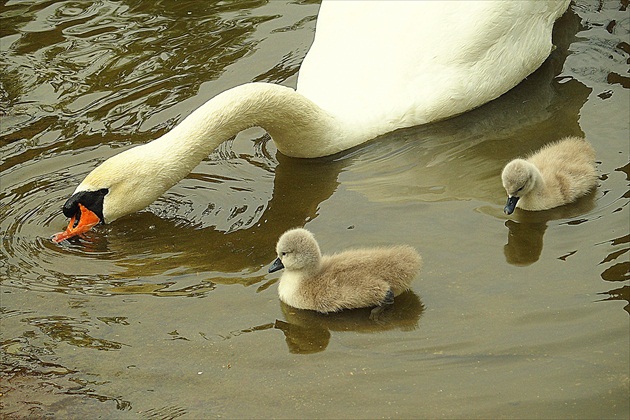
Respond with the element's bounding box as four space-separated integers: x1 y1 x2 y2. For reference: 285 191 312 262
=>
1 1 628 418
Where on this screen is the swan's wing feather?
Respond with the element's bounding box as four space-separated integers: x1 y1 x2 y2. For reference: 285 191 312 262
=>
297 0 570 129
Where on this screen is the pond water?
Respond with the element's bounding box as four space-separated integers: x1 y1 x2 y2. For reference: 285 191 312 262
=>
1 1 628 418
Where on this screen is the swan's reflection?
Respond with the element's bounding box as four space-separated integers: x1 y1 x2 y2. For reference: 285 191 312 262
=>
84 149 344 277
274 291 424 354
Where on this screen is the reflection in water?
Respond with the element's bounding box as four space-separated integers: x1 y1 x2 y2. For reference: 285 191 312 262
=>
274 319 330 354
105 150 345 276
599 234 630 282
599 285 629 315
597 226 630 314
211 292 424 354
0 0 275 152
503 189 597 266
596 162 629 313
275 292 424 354
504 220 547 266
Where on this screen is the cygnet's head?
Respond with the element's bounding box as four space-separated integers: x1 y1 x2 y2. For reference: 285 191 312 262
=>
268 228 322 273
501 159 537 215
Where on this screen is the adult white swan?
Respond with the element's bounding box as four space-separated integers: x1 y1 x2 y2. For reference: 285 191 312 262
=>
53 0 570 242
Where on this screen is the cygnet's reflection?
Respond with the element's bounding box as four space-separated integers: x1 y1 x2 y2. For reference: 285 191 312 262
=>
504 220 548 266
503 189 597 266
274 291 424 354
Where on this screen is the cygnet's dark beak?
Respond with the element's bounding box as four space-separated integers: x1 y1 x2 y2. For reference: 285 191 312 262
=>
504 196 519 215
268 258 285 273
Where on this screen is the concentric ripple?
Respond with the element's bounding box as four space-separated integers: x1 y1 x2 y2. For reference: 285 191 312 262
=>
0 0 318 296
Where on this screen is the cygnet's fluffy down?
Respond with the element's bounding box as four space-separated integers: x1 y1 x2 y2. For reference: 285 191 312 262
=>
501 136 598 214
268 228 422 317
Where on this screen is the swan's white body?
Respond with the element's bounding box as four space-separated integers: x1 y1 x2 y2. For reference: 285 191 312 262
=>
298 1 569 137
61 0 570 230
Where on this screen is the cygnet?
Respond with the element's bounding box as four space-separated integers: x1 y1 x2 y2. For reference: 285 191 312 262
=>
502 136 597 214
268 228 422 319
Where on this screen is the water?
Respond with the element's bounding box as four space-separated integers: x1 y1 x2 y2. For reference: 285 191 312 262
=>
1 1 628 418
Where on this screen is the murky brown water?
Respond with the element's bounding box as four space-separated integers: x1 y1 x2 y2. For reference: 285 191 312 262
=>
1 1 628 418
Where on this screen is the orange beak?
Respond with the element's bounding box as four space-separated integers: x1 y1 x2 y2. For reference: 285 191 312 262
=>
52 203 101 243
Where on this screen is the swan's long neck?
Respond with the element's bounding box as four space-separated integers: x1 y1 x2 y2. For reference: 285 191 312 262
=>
155 82 356 163
78 83 373 222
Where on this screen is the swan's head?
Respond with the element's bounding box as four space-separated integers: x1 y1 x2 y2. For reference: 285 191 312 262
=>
52 147 173 242
268 228 322 273
501 159 537 215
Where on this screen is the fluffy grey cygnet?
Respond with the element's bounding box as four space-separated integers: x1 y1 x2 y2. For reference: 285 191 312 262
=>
501 136 598 215
268 228 422 319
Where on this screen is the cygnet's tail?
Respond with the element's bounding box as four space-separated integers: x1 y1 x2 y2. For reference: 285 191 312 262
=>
383 245 422 295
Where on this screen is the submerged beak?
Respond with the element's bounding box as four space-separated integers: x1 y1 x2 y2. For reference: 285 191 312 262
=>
504 196 519 215
52 203 101 243
268 258 285 273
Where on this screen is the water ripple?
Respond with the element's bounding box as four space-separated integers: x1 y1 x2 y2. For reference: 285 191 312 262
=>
0 0 303 296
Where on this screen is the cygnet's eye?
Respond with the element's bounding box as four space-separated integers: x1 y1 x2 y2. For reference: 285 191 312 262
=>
281 251 288 257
